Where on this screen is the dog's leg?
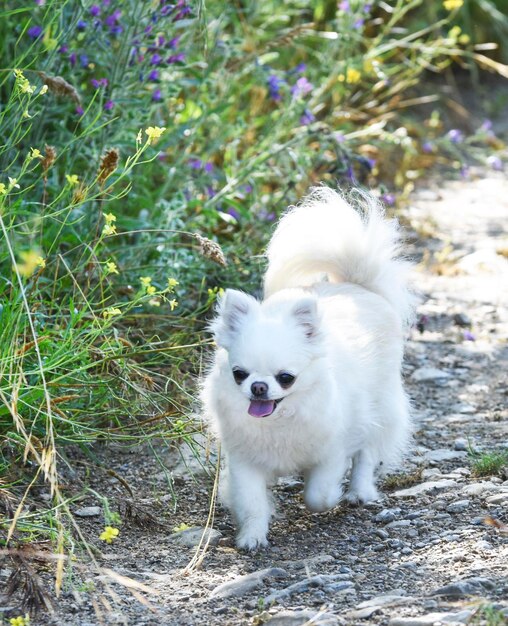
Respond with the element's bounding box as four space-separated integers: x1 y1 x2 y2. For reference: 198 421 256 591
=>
226 458 271 550
304 457 348 513
345 449 380 503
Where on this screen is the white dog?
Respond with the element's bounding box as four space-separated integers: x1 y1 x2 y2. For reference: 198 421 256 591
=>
202 187 414 550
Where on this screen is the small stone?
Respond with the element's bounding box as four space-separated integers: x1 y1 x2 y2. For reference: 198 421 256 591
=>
424 449 467 463
453 313 471 327
264 610 339 626
485 492 508 505
171 526 222 548
389 609 473 625
411 367 451 383
431 576 496 598
476 540 493 550
74 506 101 517
374 508 401 523
454 438 469 451
386 520 411 528
461 482 501 497
446 500 470 514
394 480 457 498
210 567 287 599
375 529 390 540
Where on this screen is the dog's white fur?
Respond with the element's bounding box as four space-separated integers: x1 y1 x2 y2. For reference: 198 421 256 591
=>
202 187 414 550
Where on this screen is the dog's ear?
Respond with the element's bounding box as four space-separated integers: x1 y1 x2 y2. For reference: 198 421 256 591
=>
291 297 320 341
210 289 258 349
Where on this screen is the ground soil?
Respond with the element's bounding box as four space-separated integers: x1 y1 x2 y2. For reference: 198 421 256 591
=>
2 156 508 626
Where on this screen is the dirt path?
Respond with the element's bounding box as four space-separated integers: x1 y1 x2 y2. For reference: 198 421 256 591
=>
3 170 508 626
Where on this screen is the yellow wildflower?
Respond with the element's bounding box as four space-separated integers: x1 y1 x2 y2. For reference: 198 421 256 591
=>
338 68 362 84
169 299 178 311
99 526 120 543
0 183 6 194
103 212 117 224
66 174 79 185
145 126 166 144
136 129 143 144
146 285 156 296
105 261 119 275
172 522 190 533
167 277 179 290
103 307 121 319
443 0 463 9
40 85 48 95
149 297 161 307
140 276 152 288
15 250 45 277
102 223 117 236
8 177 20 190
19 78 35 94
9 614 30 626
29 147 43 160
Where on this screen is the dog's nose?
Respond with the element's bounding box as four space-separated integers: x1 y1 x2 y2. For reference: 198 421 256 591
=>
251 381 268 397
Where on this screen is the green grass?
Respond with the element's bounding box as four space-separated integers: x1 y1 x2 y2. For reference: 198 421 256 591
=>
471 450 508 477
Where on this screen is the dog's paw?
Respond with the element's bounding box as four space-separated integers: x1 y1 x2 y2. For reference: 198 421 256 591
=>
344 484 380 505
236 531 269 552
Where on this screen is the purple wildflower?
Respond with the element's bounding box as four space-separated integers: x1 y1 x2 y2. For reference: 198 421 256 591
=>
364 3 372 12
28 25 43 39
300 109 315 125
105 9 122 33
77 19 87 30
353 18 365 29
487 155 503 171
463 330 475 341
460 165 470 179
206 185 216 198
76 106 84 116
204 162 214 174
102 0 111 6
152 89 162 102
174 5 191 21
334 132 345 144
381 193 395 206
480 119 493 132
168 53 185 63
169 36 181 49
58 44 68 54
267 74 283 101
422 141 434 153
189 159 203 169
225 207 240 221
258 209 276 222
294 63 307 74
339 0 350 11
79 54 89 68
151 53 162 65
90 4 100 16
447 129 464 144
91 78 108 88
69 52 77 66
291 76 313 98
104 100 114 111
148 69 159 81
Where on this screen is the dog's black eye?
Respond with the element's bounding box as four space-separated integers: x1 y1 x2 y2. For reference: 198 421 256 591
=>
276 372 295 388
232 369 249 384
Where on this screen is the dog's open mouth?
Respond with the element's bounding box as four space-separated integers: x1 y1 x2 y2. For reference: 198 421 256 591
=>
248 398 283 418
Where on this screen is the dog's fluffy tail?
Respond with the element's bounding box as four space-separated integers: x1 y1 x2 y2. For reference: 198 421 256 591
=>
264 187 415 328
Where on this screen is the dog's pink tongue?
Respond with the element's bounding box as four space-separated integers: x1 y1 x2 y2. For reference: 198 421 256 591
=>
248 400 275 418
